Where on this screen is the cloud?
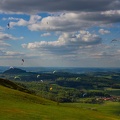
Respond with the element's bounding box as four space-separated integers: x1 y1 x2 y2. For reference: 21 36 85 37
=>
26 11 120 32
0 32 25 41
0 32 17 41
0 0 120 14
0 41 11 47
5 51 24 56
9 15 41 28
0 26 4 31
5 10 120 33
41 32 51 37
0 50 5 56
10 18 28 27
99 29 110 35
101 10 120 16
2 17 21 21
0 32 24 52
0 49 25 58
29 15 41 24
22 31 102 55
91 51 115 58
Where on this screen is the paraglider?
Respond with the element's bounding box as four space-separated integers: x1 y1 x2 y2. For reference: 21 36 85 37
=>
37 75 43 82
22 59 24 62
111 39 118 43
21 59 24 65
53 70 57 74
40 80 43 83
83 93 87 97
14 76 21 81
37 75 40 78
50 87 53 91
7 23 10 29
76 77 80 80
9 66 14 69
110 39 120 46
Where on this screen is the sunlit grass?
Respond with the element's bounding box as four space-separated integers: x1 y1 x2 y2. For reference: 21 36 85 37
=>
0 85 120 120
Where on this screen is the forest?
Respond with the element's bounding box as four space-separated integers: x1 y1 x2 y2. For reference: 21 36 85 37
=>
1 68 120 103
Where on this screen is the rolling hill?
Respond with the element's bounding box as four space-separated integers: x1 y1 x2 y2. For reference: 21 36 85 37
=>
0 78 33 94
0 78 119 120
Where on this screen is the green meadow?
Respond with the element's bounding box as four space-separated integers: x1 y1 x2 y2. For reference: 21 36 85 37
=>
0 85 120 120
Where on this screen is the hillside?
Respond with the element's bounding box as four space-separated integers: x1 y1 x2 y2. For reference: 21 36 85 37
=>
0 78 119 120
0 78 33 94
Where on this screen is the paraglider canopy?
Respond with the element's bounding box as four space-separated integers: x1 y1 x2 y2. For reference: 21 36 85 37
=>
111 39 118 42
40 80 43 82
37 75 40 78
50 87 52 90
21 59 24 65
14 76 21 81
22 59 24 62
110 39 120 46
83 93 87 97
9 66 14 69
7 23 10 29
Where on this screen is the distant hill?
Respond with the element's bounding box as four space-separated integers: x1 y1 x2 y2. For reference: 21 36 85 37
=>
3 67 26 74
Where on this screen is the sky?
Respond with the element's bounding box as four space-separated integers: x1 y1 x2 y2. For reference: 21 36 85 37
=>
0 0 120 68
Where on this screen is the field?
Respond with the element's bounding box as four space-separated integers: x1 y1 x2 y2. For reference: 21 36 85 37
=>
0 84 120 120
105 88 120 96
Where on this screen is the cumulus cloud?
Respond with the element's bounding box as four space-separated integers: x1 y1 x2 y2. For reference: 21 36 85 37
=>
10 18 28 27
3 9 120 34
9 15 41 28
0 32 17 41
10 11 118 32
99 29 110 35
0 32 21 41
22 31 102 55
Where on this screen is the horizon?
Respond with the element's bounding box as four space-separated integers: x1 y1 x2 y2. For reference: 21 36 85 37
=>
1 66 120 74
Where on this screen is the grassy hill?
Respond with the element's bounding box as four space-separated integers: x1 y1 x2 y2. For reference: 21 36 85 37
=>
0 78 33 94
0 78 120 120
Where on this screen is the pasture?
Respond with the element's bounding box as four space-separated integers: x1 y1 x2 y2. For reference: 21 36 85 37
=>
0 85 120 120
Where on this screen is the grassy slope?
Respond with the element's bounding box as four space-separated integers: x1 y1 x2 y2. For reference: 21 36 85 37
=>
0 78 32 94
0 79 119 120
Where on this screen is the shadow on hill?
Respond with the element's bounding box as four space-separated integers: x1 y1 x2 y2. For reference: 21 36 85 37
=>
0 78 55 105
0 78 33 94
